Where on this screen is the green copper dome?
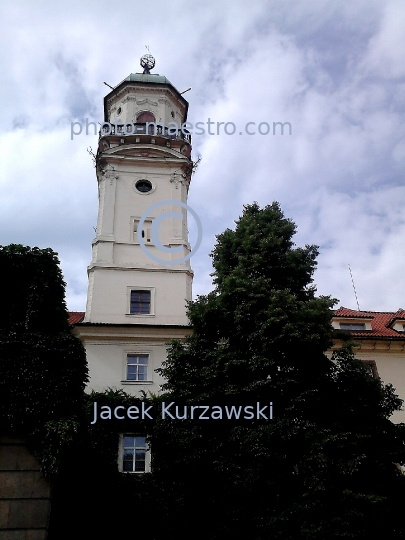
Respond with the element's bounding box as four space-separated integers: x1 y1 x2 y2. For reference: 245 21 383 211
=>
119 73 173 86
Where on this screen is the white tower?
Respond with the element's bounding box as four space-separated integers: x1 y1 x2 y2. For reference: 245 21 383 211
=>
75 56 194 395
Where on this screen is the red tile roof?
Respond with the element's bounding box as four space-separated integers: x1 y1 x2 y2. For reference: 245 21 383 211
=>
68 308 405 340
68 312 85 324
334 307 405 339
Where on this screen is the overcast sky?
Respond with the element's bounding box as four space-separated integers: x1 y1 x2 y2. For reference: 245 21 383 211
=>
0 0 404 313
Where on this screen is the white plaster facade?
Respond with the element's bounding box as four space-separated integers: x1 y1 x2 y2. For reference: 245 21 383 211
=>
73 70 194 396
330 308 405 423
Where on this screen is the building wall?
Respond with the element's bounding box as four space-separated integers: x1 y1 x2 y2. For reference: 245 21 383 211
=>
0 436 51 539
73 324 192 396
87 268 191 326
329 339 405 423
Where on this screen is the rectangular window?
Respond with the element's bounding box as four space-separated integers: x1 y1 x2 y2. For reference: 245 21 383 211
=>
126 354 148 381
130 290 151 314
362 360 378 378
121 435 149 473
339 323 366 331
133 219 151 243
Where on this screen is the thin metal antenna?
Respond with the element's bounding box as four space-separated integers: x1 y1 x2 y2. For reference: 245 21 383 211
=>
348 264 360 311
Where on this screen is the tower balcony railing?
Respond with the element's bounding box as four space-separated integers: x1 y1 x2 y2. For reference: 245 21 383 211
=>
99 122 191 143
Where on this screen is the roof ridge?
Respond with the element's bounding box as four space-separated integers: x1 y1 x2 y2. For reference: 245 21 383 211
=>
336 306 397 315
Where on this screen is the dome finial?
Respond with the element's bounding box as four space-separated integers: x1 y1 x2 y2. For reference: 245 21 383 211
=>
140 46 155 74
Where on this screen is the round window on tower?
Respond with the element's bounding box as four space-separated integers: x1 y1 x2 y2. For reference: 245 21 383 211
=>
135 179 153 193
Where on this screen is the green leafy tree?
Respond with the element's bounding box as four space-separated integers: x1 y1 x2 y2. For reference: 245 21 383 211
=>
0 244 88 474
154 202 405 540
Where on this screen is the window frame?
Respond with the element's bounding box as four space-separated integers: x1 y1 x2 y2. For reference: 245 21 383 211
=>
127 287 155 317
135 179 153 193
118 434 151 474
125 353 149 382
339 322 367 331
362 360 379 378
132 178 156 196
132 217 153 244
136 111 155 124
392 321 405 333
121 347 153 385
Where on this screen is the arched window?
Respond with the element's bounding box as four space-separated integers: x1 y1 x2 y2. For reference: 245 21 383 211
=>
137 112 156 134
137 111 155 123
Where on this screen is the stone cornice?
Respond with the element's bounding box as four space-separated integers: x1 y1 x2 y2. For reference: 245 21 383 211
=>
72 323 192 342
331 337 405 353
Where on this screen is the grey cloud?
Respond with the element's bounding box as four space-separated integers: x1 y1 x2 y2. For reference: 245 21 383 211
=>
0 0 403 312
